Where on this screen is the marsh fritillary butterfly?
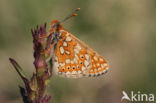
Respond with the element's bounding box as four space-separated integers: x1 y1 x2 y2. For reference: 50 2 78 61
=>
43 8 109 78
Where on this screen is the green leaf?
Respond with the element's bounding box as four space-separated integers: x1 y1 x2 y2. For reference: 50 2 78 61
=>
9 58 27 79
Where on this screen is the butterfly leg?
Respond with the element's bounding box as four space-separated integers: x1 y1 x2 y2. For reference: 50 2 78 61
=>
39 33 51 39
39 32 56 62
39 32 53 55
44 42 56 62
40 42 55 55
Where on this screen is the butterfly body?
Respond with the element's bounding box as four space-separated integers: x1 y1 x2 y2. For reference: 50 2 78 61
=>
48 20 108 78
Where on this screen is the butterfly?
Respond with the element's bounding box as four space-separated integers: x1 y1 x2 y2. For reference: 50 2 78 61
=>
41 8 109 78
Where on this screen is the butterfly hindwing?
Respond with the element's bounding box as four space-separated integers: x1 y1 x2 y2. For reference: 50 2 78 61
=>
53 29 108 78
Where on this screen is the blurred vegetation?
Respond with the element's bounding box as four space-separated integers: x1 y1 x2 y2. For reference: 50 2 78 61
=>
0 0 156 103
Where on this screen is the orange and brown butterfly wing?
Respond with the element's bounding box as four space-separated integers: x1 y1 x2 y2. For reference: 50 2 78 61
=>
53 29 108 78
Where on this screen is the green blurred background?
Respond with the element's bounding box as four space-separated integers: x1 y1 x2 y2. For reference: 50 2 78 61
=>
0 0 156 103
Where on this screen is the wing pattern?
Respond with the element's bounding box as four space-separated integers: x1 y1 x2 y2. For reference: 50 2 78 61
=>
53 29 108 78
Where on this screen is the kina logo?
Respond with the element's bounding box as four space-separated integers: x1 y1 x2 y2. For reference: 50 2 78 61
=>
121 90 155 102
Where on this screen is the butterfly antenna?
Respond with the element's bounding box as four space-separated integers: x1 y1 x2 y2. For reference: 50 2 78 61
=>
60 8 80 24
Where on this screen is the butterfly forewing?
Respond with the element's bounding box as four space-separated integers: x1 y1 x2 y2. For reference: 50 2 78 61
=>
53 29 108 78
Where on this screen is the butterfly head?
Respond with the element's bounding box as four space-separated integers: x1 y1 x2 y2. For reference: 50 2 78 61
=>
50 20 63 30
50 20 64 44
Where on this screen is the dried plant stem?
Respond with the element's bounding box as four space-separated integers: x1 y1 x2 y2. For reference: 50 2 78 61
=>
9 23 53 103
